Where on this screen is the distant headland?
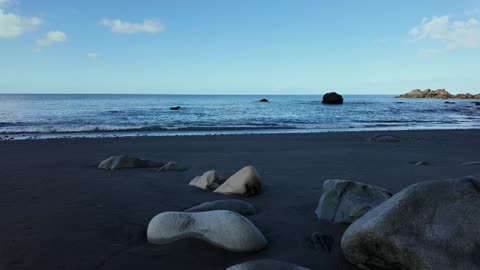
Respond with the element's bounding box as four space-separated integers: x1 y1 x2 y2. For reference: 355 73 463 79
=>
396 89 480 99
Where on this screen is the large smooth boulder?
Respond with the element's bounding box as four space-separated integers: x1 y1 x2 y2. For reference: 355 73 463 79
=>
189 170 225 190
214 166 261 196
226 259 311 270
315 180 392 224
147 210 267 252
322 92 344 104
341 176 480 270
185 199 256 215
98 155 163 170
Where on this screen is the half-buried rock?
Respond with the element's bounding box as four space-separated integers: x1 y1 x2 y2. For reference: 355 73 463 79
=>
214 166 261 196
341 176 480 270
226 259 311 270
315 179 392 224
147 210 267 252
157 162 188 172
189 170 226 190
185 199 256 215
98 155 163 170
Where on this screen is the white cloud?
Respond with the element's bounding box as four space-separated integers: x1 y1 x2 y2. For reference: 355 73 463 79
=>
100 18 164 34
0 2 42 38
87 52 98 60
37 31 67 46
409 15 480 50
465 8 480 17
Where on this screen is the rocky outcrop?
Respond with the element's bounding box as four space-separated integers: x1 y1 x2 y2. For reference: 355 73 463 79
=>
322 92 344 104
226 259 311 270
185 199 256 215
397 89 480 99
341 176 480 270
214 166 262 196
315 179 392 224
98 155 163 170
147 210 267 252
259 98 269 102
189 170 225 190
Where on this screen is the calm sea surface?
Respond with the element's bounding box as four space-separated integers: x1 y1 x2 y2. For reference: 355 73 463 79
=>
0 94 479 139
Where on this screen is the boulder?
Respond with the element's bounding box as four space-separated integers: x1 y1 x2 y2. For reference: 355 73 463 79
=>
188 170 225 190
341 176 480 270
98 155 163 170
157 162 188 172
170 106 181 110
147 210 267 252
226 259 311 270
322 92 344 104
185 199 256 215
214 166 261 196
259 98 269 102
315 180 392 224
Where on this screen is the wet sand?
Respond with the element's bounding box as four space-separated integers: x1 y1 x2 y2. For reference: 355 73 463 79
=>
0 130 479 270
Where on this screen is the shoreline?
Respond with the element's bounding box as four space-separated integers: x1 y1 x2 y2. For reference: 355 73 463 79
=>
2 126 480 141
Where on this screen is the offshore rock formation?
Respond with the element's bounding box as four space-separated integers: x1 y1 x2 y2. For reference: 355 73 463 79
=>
397 89 480 99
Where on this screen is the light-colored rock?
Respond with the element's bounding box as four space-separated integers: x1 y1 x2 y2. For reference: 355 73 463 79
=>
315 179 392 224
226 259 311 270
214 166 261 196
98 155 163 170
188 170 225 190
185 199 256 215
157 162 188 172
147 210 267 252
341 176 480 270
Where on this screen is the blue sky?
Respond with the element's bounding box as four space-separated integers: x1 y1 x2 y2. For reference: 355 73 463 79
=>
1 0 479 94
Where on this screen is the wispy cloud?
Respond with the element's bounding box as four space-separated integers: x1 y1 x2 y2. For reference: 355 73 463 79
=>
37 31 67 46
100 19 165 34
409 15 480 52
0 0 42 38
87 52 98 60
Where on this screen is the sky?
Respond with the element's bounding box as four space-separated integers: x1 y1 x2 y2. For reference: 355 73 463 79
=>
1 0 480 95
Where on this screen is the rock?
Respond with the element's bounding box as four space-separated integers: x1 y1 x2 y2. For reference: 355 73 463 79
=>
157 162 188 172
397 89 480 99
259 98 269 102
188 170 225 190
147 210 267 252
315 179 392 224
309 232 334 253
444 101 455 104
461 161 480 165
185 199 256 215
170 106 181 110
368 134 401 143
474 102 480 106
454 93 473 99
341 176 480 270
322 92 344 104
410 161 430 166
226 259 311 270
214 166 261 196
98 155 163 170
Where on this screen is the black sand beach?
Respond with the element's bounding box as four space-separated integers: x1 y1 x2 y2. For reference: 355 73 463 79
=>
1 130 479 270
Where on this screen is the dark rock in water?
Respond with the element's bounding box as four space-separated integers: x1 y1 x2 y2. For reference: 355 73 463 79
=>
444 101 455 104
169 106 181 110
474 102 480 106
309 232 334 253
315 179 392 224
157 162 188 172
98 155 164 170
341 175 480 270
226 259 311 270
368 134 401 143
259 98 269 102
322 92 343 104
185 199 256 215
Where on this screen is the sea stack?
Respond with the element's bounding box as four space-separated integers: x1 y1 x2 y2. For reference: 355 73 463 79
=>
322 92 344 104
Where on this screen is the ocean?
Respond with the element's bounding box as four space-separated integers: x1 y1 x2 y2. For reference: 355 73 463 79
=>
0 94 479 139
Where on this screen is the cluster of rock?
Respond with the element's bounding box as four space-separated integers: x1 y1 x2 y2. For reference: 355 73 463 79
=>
315 176 480 269
189 166 262 197
397 89 480 99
